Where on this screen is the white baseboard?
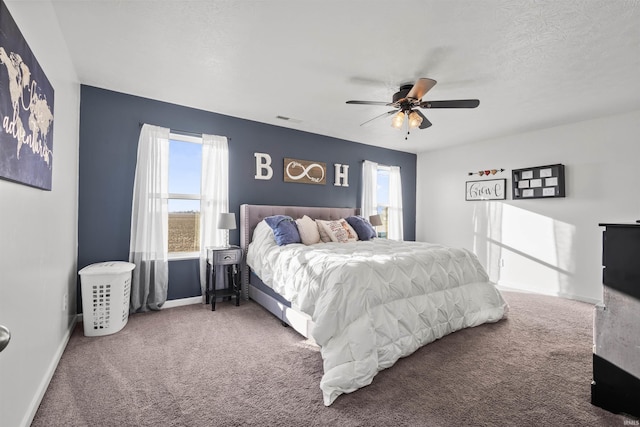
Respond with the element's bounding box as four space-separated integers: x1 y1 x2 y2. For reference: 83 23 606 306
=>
496 283 600 305
21 314 78 427
163 296 203 309
76 296 204 323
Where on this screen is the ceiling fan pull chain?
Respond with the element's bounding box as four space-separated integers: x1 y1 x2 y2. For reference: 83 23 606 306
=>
405 114 410 140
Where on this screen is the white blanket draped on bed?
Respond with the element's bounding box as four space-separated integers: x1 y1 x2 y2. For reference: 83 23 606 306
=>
247 221 508 406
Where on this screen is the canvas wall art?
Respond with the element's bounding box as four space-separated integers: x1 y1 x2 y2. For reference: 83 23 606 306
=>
0 0 55 190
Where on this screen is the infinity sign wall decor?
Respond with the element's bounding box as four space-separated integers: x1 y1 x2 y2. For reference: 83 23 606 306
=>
285 158 326 184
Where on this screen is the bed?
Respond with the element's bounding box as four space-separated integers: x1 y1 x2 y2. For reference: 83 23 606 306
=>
240 204 508 406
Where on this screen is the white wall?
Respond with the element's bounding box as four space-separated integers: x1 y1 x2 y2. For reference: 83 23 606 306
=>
416 110 640 303
0 2 80 426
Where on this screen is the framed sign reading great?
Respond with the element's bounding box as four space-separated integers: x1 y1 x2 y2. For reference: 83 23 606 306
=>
0 0 55 190
465 179 507 201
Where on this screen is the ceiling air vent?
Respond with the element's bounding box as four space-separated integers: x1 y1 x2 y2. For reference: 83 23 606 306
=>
276 115 302 124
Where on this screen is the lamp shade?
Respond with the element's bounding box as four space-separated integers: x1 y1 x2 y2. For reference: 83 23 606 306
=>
391 111 405 129
408 110 423 129
217 212 237 230
369 214 383 227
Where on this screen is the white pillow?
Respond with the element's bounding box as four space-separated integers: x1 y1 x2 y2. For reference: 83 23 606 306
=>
316 219 333 243
318 220 350 243
295 215 321 245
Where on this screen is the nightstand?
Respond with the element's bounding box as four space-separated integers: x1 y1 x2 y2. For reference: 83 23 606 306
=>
206 246 242 311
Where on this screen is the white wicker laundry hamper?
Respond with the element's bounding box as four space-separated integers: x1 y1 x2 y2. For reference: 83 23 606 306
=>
78 261 135 337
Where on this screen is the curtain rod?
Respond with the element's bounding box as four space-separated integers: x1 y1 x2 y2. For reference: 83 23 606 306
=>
138 122 231 141
361 160 399 169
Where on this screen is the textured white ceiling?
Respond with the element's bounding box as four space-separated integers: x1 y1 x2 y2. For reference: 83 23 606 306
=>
46 0 640 153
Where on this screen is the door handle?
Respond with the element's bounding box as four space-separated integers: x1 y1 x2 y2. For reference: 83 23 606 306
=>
0 325 10 353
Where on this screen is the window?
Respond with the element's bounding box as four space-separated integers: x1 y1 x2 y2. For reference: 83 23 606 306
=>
362 160 403 240
376 166 390 238
167 133 202 258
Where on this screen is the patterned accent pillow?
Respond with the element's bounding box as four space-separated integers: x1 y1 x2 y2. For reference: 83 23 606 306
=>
319 220 350 243
295 215 321 245
345 216 377 241
339 218 359 241
264 215 301 246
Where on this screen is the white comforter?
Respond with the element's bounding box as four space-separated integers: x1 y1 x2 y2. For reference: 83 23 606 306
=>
247 221 508 406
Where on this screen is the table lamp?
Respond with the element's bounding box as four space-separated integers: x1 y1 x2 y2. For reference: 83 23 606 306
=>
369 214 383 238
217 212 236 248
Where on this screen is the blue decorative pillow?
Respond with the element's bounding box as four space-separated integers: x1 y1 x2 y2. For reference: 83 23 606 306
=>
345 216 376 241
264 215 301 246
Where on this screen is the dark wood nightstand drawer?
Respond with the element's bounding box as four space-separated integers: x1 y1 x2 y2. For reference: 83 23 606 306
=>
209 248 241 265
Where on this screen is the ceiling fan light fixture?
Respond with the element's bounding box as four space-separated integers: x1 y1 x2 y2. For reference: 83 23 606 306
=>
347 78 480 131
408 110 423 129
391 111 405 129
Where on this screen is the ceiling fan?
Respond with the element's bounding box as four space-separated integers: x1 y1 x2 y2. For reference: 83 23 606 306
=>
346 78 479 137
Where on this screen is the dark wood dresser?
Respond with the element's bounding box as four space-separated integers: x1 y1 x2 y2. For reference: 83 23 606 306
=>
592 223 640 417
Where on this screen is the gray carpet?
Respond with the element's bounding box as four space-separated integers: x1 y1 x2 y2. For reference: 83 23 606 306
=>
32 291 630 426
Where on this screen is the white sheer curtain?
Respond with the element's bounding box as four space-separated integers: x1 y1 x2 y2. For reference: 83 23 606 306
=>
361 160 378 220
129 124 170 312
199 134 229 300
387 165 404 241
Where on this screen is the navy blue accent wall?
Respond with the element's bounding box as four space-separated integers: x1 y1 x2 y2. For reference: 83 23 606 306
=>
166 259 201 300
78 85 416 306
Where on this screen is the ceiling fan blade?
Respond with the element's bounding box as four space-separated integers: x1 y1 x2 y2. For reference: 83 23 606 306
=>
420 99 480 109
406 78 437 100
346 100 393 106
360 110 398 126
413 109 432 129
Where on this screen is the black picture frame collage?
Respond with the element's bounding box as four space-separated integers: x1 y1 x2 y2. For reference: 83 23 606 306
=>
512 164 566 200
